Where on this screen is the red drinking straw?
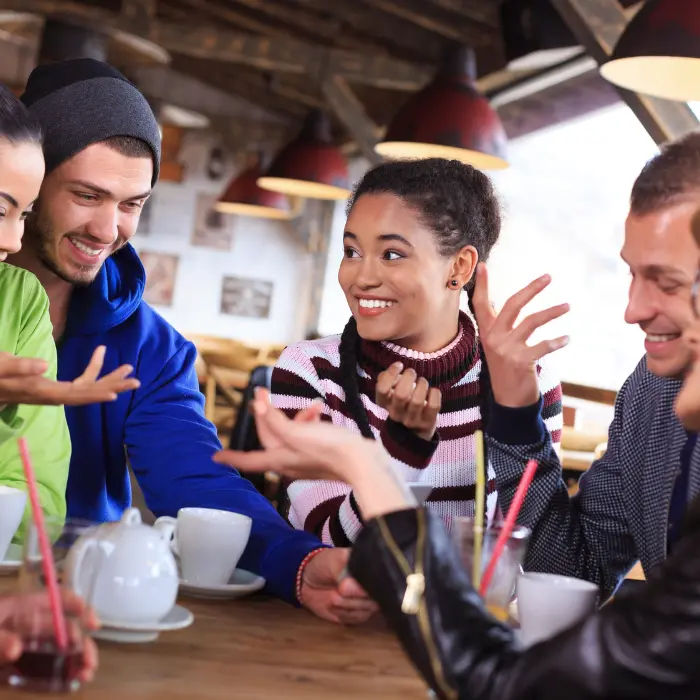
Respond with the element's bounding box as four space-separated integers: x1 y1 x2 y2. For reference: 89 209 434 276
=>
479 459 538 598
17 437 69 651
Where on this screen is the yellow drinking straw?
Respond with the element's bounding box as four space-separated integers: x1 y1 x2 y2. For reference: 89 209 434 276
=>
472 429 486 590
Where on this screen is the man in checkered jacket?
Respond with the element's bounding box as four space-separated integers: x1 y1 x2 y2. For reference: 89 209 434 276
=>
472 131 700 601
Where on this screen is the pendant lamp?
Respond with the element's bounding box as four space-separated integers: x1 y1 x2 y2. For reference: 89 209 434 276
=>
257 110 350 201
216 160 294 220
600 0 700 102
375 45 508 170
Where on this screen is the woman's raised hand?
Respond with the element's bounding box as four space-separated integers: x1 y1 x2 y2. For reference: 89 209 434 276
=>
0 346 140 408
375 363 441 440
471 263 569 408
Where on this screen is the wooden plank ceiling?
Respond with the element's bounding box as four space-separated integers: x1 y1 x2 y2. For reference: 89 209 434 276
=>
0 0 636 156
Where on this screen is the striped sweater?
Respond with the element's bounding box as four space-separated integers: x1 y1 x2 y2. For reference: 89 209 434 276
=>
272 313 563 546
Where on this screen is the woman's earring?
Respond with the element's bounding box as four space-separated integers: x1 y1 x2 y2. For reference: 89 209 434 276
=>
451 280 459 287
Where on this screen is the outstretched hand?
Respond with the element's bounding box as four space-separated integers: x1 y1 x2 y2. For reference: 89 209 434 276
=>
214 388 381 482
471 263 569 408
0 346 140 408
375 363 441 440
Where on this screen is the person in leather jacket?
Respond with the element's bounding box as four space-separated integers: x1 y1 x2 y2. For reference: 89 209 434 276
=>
215 213 700 700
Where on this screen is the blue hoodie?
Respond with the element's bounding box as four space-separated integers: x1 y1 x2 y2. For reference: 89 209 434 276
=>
57 244 324 603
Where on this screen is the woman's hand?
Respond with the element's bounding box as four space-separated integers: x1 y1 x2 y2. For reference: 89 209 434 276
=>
471 263 570 408
375 363 441 440
0 589 99 683
214 389 416 520
0 346 140 407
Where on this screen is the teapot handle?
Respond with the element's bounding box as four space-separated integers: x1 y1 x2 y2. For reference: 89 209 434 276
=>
66 537 102 602
153 516 179 557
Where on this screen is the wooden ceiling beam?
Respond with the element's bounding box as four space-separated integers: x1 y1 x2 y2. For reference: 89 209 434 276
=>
321 75 382 164
227 0 342 41
360 0 498 44
0 0 431 89
425 0 500 27
310 0 444 62
550 0 698 144
121 0 156 33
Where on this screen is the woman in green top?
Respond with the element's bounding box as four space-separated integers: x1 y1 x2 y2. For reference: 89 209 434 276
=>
0 84 139 526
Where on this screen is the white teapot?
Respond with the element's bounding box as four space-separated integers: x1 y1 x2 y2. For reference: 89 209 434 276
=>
65 508 179 625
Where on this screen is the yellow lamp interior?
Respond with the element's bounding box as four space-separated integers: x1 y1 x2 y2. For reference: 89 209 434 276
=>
214 201 294 220
600 56 700 102
374 141 509 171
257 176 351 201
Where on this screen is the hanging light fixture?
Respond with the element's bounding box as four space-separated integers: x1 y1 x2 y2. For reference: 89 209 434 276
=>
216 159 295 220
500 0 582 71
600 0 700 102
375 45 508 170
257 110 350 201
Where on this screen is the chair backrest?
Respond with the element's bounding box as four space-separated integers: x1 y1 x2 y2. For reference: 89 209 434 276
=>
228 365 273 495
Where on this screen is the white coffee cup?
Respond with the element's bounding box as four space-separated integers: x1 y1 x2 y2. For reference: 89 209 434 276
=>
516 572 598 648
0 486 26 561
154 508 252 587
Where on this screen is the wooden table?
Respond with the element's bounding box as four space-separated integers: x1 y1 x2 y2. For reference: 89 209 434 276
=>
0 579 427 699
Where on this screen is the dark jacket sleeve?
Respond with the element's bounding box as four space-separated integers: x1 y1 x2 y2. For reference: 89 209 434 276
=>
348 507 700 700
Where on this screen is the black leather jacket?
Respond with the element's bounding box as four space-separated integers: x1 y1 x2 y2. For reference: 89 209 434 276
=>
348 507 700 700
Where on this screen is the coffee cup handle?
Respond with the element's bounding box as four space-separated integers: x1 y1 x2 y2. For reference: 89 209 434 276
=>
154 516 179 556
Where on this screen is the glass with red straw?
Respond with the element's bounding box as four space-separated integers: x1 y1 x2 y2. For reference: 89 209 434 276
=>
7 438 87 693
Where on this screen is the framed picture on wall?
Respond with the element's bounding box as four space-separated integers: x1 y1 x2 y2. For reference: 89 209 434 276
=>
140 250 180 307
191 192 234 251
220 276 273 319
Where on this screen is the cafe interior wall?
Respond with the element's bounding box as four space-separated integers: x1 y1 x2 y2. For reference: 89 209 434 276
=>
318 102 658 393
136 129 315 344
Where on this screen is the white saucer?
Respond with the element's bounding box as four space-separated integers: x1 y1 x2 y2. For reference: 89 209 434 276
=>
0 543 22 575
92 604 194 644
179 568 265 600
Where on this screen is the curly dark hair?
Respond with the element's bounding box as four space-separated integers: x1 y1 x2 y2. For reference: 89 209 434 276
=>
338 158 500 517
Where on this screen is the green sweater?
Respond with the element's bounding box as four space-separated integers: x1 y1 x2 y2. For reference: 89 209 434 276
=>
0 264 70 535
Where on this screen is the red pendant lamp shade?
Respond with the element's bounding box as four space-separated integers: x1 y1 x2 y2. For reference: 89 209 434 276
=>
600 0 700 102
215 162 293 220
376 46 508 170
257 110 350 201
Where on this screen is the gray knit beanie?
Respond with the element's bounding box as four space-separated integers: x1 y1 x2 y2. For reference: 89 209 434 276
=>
20 58 161 185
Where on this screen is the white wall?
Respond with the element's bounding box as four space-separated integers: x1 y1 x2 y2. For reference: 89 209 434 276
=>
137 130 313 344
318 104 659 391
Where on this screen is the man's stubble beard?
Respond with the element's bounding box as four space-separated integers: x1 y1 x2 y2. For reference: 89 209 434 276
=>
25 208 106 288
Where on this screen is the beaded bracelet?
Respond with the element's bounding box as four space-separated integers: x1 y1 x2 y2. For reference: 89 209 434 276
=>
295 547 327 606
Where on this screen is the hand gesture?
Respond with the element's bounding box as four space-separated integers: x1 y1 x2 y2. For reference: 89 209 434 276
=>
0 346 140 407
471 263 569 408
214 388 384 482
0 589 99 682
375 363 441 440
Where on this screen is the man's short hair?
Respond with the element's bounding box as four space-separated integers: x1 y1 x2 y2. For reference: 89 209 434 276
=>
630 130 700 216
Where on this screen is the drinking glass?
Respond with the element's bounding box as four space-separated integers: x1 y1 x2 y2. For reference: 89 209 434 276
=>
8 517 102 692
6 589 87 692
18 517 102 595
451 516 530 622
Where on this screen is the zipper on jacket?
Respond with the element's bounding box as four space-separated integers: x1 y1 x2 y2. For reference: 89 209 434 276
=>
377 510 457 700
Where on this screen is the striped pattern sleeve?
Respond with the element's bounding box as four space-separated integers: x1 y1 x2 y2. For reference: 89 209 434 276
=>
537 356 563 448
270 343 360 546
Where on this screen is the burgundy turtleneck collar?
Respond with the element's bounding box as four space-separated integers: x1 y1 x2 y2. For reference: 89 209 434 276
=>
358 311 478 392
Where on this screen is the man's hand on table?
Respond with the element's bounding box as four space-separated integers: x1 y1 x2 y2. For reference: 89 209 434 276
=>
0 590 100 683
300 548 378 625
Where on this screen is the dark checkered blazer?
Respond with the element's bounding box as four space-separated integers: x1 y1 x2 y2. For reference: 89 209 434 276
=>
488 357 697 600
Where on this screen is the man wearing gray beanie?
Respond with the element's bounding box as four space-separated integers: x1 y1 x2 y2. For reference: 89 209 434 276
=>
9 58 374 625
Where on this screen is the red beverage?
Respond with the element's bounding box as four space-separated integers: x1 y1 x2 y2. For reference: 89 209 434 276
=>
9 638 83 693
